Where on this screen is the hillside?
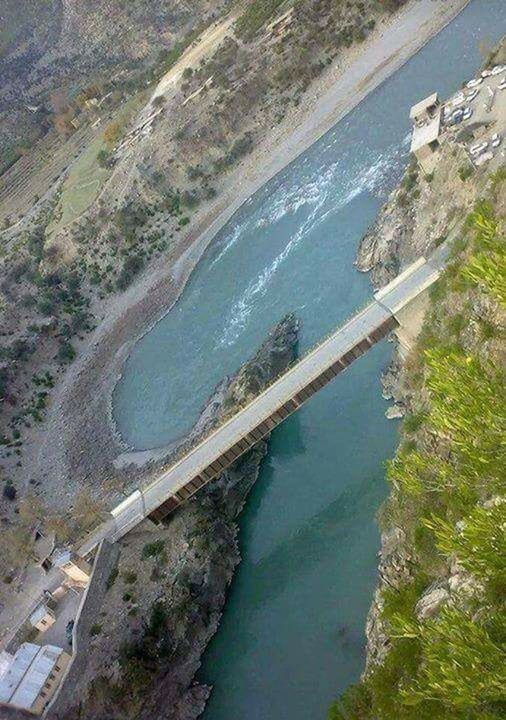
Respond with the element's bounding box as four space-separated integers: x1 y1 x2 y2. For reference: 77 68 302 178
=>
330 140 506 720
0 0 230 172
0 0 427 561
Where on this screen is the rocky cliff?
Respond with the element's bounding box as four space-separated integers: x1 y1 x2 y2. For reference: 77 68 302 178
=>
330 81 505 717
48 313 299 720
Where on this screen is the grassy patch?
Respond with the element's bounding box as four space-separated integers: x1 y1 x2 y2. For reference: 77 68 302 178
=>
141 540 166 560
235 0 288 41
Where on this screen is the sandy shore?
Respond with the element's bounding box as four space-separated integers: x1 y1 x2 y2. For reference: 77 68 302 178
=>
19 0 470 510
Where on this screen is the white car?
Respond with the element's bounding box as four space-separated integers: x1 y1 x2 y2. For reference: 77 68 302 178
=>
469 140 488 156
462 107 473 120
465 89 479 102
466 77 483 88
491 133 502 148
452 91 466 107
490 64 506 76
481 69 493 78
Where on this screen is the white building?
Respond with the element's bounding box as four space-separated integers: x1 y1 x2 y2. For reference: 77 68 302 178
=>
29 604 56 634
0 643 70 715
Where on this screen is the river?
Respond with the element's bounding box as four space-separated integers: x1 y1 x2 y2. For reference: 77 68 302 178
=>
113 2 506 717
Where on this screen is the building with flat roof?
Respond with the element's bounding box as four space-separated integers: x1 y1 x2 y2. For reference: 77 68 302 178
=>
0 643 70 715
52 550 92 585
29 604 56 634
410 92 442 174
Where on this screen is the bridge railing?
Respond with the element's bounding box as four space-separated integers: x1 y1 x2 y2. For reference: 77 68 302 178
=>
76 296 387 554
142 296 383 473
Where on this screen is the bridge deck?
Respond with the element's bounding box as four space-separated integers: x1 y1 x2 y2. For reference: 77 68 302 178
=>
77 255 442 556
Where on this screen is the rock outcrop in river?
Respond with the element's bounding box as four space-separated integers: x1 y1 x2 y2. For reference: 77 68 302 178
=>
49 313 299 720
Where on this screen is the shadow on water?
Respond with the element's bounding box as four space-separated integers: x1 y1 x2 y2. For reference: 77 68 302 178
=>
229 472 382 616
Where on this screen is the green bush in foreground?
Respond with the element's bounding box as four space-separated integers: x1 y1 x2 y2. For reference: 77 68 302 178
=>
329 191 506 719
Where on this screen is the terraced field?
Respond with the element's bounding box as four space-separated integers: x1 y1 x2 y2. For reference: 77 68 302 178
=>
0 126 95 227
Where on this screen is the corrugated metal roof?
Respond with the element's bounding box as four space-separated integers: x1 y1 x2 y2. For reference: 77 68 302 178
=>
52 549 72 567
0 651 12 678
0 643 62 710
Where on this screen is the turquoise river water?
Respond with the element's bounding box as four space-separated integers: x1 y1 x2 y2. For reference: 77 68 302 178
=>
114 3 506 717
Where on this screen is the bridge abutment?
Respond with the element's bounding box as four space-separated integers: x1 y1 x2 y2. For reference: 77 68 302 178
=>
392 288 432 358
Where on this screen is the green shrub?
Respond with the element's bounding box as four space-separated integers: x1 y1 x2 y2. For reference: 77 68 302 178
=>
117 254 144 290
97 148 111 168
382 575 429 627
141 540 166 560
106 565 119 591
235 0 285 41
402 170 418 192
328 684 372 719
57 340 76 364
425 503 506 594
395 607 506 715
458 164 474 182
402 412 426 434
447 312 466 337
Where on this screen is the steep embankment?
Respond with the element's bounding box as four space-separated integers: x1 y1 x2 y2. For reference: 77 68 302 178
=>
0 0 227 167
48 313 299 720
330 154 505 718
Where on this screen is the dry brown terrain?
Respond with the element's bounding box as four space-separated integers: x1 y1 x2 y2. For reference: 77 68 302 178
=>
0 0 469 620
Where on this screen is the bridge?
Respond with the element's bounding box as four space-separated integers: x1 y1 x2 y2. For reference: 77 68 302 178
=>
77 248 447 557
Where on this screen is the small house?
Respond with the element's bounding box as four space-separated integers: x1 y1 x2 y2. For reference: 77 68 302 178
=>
29 604 56 634
52 550 91 585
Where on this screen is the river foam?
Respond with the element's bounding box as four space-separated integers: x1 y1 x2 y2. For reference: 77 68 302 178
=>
216 133 410 348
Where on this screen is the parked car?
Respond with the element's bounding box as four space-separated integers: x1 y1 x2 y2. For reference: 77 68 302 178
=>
66 619 74 646
481 69 493 78
499 78 506 91
490 64 506 76
465 89 479 102
452 91 466 107
448 108 464 125
491 133 502 148
466 77 483 88
462 107 473 120
469 140 488 156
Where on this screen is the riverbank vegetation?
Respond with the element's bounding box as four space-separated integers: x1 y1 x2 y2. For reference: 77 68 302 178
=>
329 174 505 719
0 0 393 483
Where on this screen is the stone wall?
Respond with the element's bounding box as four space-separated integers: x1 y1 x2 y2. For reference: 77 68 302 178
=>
45 541 120 719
